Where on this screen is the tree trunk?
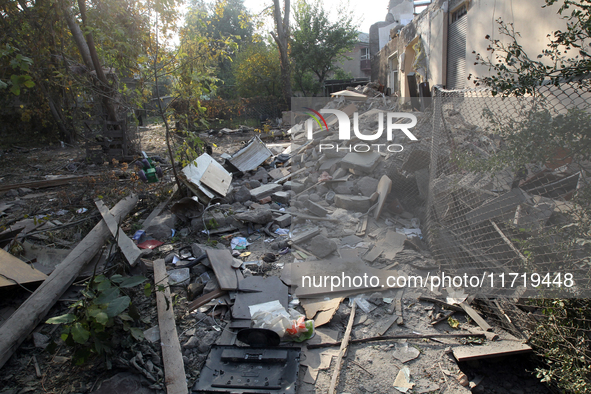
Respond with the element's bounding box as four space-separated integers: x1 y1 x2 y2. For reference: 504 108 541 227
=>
61 2 94 71
76 0 119 124
272 0 292 108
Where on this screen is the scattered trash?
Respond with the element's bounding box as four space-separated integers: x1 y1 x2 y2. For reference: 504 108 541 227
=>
76 208 88 214
230 237 250 250
137 239 164 249
393 367 414 392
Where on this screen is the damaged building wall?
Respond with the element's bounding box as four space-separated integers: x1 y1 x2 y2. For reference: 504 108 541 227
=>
465 0 568 82
374 0 568 96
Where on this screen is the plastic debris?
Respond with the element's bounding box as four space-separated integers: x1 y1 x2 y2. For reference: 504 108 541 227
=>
231 237 251 250
137 239 164 249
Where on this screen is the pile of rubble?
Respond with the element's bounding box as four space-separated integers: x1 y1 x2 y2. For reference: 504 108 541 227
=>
0 100 556 394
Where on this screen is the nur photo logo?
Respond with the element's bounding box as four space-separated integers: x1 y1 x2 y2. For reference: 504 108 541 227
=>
303 107 418 153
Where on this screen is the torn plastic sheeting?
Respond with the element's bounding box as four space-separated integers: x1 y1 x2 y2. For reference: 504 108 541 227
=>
228 136 273 172
182 153 232 201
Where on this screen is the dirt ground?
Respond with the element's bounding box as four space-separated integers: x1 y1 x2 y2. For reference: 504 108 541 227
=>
0 122 554 394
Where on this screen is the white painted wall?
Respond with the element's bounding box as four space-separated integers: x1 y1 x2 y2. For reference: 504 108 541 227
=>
465 0 568 82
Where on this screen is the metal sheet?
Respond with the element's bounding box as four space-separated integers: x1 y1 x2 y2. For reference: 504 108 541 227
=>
228 136 273 172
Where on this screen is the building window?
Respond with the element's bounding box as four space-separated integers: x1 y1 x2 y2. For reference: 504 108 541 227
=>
360 47 369 60
451 4 467 23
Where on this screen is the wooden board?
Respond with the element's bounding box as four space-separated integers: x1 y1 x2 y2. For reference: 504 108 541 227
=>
200 162 232 196
0 248 48 288
206 249 243 291
460 301 493 331
188 288 226 312
452 338 532 362
0 176 86 193
153 259 188 394
374 175 392 219
96 200 142 266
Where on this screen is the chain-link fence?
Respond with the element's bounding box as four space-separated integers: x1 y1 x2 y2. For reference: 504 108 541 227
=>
426 81 591 391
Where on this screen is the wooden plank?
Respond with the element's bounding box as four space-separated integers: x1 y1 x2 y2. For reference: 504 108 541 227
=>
373 175 392 219
373 313 398 336
418 296 464 312
307 332 487 349
206 249 243 291
0 248 48 288
459 301 493 332
355 215 368 237
200 162 232 196
96 200 142 267
153 259 188 394
0 176 86 192
187 288 226 312
273 167 307 184
452 338 532 362
490 220 529 264
328 301 356 394
0 194 138 370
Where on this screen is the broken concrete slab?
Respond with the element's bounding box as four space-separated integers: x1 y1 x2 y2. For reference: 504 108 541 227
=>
249 183 282 200
465 188 528 226
341 152 381 174
145 213 176 240
234 208 273 224
357 176 379 197
306 200 329 217
272 191 290 204
275 213 292 227
233 185 252 203
334 194 372 212
307 235 337 258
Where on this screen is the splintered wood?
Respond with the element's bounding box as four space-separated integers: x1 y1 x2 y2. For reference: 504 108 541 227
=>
153 258 188 394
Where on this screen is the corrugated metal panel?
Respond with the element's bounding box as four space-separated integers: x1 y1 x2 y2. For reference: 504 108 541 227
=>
228 136 273 172
447 15 467 89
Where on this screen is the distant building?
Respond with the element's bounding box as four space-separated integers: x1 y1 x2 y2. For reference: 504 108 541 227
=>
333 32 372 80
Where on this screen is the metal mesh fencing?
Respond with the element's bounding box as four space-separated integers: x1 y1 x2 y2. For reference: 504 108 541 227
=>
426 81 591 299
425 82 591 391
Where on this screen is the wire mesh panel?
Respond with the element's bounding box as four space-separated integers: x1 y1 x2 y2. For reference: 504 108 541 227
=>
426 82 591 299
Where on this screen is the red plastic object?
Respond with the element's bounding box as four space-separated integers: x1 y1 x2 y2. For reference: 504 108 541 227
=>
137 239 164 249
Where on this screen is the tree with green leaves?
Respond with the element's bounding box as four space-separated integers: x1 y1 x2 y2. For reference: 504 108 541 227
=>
473 0 591 96
233 42 281 97
470 4 591 392
291 0 358 96
182 0 253 98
